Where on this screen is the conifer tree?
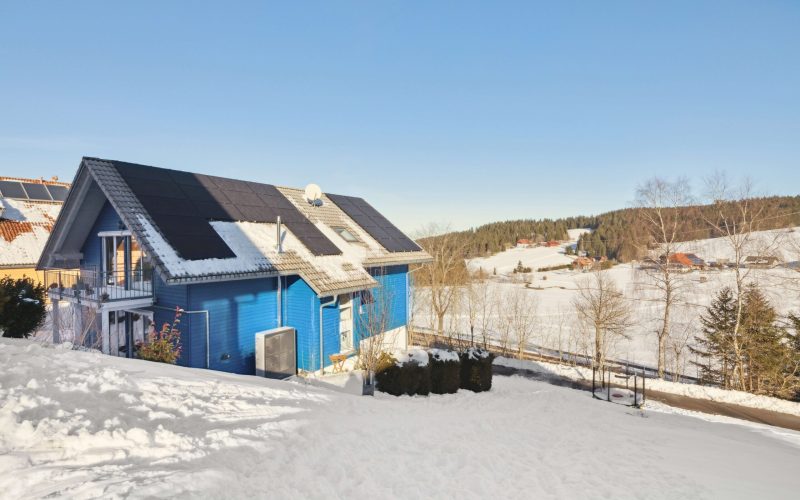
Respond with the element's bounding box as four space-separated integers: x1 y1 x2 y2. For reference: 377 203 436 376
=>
741 286 796 397
691 287 737 387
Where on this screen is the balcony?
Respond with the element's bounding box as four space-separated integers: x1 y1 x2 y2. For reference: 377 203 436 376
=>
44 268 154 307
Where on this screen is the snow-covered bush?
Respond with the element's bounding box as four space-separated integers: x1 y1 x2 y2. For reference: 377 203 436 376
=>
136 307 183 364
460 347 495 392
375 350 431 396
429 349 460 394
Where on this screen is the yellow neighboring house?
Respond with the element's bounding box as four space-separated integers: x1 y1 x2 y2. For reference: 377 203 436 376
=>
0 176 70 285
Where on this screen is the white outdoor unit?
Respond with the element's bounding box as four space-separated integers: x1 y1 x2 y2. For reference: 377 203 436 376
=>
255 327 296 379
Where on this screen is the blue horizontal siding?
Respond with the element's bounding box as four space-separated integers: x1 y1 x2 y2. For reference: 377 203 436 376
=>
354 265 408 344
152 273 191 367
188 277 279 375
285 276 341 372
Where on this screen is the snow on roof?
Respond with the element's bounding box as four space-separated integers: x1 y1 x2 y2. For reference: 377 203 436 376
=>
0 197 61 267
137 215 376 295
278 187 431 267
43 158 428 293
0 197 60 224
0 222 54 267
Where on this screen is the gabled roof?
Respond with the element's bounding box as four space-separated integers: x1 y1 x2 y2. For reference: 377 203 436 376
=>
39 157 431 296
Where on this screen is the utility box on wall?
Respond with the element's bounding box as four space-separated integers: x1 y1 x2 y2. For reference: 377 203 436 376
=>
255 327 297 379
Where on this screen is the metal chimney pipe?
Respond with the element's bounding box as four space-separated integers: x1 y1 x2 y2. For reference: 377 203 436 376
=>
276 216 282 253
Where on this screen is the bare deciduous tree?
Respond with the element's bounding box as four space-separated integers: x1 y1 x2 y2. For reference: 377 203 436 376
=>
415 223 468 336
508 288 537 359
356 278 396 387
635 176 693 378
572 271 634 372
665 311 695 382
496 288 515 356
465 274 497 348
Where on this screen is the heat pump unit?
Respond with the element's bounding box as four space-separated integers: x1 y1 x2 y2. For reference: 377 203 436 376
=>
255 327 296 379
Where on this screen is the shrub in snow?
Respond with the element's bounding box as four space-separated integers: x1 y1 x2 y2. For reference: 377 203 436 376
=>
428 349 460 394
136 307 183 364
460 348 495 392
375 350 431 396
0 276 46 338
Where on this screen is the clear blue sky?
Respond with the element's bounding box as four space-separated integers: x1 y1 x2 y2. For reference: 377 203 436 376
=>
1 1 798 232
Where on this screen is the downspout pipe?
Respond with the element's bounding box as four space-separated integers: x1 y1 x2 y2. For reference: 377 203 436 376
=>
276 276 282 327
320 295 338 374
153 305 210 369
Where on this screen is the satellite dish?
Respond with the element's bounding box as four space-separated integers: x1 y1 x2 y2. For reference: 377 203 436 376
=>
304 183 323 206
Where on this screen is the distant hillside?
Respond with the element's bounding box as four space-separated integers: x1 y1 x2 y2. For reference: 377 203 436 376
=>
421 195 800 263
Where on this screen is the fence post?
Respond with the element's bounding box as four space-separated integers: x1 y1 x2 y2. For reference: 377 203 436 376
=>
607 369 611 402
642 370 646 405
634 374 638 407
592 366 596 398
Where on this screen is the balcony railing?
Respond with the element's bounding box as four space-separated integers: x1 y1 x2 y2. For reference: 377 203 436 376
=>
44 268 154 304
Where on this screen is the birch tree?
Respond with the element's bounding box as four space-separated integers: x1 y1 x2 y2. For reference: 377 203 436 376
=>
635 176 693 378
703 174 777 390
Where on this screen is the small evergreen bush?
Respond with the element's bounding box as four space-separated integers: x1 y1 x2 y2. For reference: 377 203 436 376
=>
429 349 460 394
460 348 495 392
0 276 46 338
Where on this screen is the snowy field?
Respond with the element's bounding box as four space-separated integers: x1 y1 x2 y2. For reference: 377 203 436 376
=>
2 339 800 499
467 229 590 275
417 228 800 374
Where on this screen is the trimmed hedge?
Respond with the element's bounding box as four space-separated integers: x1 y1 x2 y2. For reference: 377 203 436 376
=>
375 348 495 396
375 352 431 396
460 348 495 392
429 349 461 394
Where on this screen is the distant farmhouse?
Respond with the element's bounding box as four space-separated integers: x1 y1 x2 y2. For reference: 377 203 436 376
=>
666 252 706 270
745 255 780 269
38 158 431 377
0 176 70 284
572 256 594 271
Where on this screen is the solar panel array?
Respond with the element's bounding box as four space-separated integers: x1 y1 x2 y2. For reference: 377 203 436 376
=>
0 180 69 202
112 161 342 261
326 194 422 252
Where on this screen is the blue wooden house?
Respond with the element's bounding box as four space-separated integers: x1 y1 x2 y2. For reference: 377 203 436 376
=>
38 158 430 376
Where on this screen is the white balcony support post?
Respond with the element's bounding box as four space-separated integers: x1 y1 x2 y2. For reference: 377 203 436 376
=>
52 299 60 344
100 310 109 355
73 304 83 346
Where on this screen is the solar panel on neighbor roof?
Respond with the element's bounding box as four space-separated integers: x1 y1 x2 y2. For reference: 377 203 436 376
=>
326 193 421 253
112 161 342 261
45 185 69 201
0 180 27 199
21 183 52 201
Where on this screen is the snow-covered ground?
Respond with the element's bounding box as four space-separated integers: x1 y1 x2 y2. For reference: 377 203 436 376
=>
416 227 800 373
681 226 800 263
467 228 590 275
495 357 800 417
2 339 800 499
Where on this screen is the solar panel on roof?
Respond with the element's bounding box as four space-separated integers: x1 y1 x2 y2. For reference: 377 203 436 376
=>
21 183 52 201
45 185 68 201
326 194 422 253
0 181 27 199
111 161 341 260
